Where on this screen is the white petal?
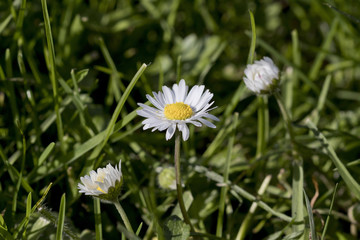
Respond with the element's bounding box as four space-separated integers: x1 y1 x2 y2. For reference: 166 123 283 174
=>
173 79 188 102
146 94 164 110
137 79 218 140
196 101 215 114
153 91 166 107
243 56 279 94
162 85 175 104
193 90 213 112
78 161 123 197
197 118 216 128
186 120 202 127
158 122 172 131
185 85 205 106
184 85 199 105
178 123 189 141
166 124 176 140
197 112 219 121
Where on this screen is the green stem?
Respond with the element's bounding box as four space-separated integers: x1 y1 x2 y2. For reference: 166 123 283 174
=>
114 199 134 233
94 198 103 240
274 92 304 233
256 96 268 158
174 132 194 231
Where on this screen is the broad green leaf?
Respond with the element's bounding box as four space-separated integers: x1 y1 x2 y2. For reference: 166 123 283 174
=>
164 216 190 240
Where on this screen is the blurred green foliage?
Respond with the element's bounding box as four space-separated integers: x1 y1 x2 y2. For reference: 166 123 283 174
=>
1 0 360 239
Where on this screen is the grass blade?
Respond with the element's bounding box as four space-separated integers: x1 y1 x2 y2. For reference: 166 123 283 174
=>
90 63 147 169
195 165 292 222
0 14 12 34
41 0 64 150
216 113 238 237
255 35 319 95
304 189 316 240
5 49 21 149
56 193 66 240
12 123 26 216
308 18 338 81
306 120 360 200
236 175 272 240
311 74 331 125
117 223 142 240
13 183 53 239
22 192 32 238
321 183 338 240
15 0 27 32
284 29 300 112
325 3 360 24
223 83 247 119
135 222 143 236
97 37 123 102
0 227 14 240
38 142 55 167
247 10 256 65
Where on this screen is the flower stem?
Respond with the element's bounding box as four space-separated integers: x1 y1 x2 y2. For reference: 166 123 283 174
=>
94 198 103 240
274 92 304 233
114 199 134 234
256 96 268 158
174 131 194 231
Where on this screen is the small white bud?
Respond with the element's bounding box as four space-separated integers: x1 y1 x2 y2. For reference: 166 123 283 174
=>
243 56 280 95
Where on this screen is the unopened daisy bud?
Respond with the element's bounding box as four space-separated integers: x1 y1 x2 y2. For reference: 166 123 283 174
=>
157 167 177 190
243 56 280 95
78 161 123 203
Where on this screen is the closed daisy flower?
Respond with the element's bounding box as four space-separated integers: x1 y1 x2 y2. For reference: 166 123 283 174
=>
243 56 279 94
78 161 123 202
137 79 219 141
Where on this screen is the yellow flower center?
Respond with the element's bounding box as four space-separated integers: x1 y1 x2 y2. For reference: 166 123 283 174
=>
97 186 106 193
96 172 106 193
164 102 193 120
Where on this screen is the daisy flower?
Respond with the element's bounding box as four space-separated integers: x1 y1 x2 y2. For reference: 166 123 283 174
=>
78 161 123 202
137 79 219 141
243 56 279 94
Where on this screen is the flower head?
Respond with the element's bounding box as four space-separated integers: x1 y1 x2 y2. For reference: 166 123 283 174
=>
137 79 219 141
156 166 177 190
78 161 123 202
243 56 279 94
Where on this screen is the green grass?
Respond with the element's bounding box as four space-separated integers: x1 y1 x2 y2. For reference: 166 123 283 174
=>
1 0 360 239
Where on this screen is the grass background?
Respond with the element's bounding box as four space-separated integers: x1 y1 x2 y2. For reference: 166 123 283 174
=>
1 0 360 239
